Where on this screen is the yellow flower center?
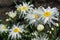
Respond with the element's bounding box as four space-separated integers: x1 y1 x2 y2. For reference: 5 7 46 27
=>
33 14 39 19
21 6 27 11
43 12 51 17
13 27 19 33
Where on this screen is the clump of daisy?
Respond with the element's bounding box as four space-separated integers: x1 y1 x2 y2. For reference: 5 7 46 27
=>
6 11 17 18
0 24 8 33
25 8 41 26
16 2 33 17
8 25 24 39
38 6 59 27
32 33 49 40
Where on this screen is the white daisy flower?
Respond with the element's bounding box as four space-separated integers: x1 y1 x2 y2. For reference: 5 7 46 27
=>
16 2 33 17
32 33 49 40
25 8 41 25
0 24 8 33
7 11 17 18
38 6 59 26
8 25 24 39
16 2 33 13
